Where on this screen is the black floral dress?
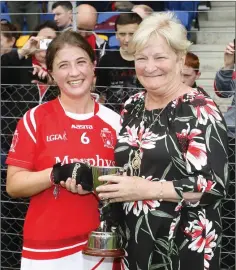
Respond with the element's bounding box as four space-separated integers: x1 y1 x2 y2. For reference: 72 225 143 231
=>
115 88 229 270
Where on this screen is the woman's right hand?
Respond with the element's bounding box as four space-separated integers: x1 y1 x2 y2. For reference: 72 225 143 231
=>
18 36 42 58
60 178 91 195
224 41 235 69
31 64 54 85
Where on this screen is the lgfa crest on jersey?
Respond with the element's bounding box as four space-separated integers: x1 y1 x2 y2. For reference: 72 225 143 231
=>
10 129 19 152
100 128 114 149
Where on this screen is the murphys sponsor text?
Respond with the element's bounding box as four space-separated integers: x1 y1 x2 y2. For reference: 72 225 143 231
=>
55 155 115 166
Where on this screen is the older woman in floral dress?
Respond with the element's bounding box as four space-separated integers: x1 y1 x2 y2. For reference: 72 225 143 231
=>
96 12 229 270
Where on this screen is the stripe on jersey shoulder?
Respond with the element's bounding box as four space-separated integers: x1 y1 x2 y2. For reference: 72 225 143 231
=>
97 105 121 133
30 106 38 132
23 105 40 143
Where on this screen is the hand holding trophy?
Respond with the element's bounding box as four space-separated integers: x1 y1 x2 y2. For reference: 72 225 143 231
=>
51 162 125 257
83 166 125 258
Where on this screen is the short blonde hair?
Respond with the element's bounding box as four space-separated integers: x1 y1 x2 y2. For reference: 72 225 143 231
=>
128 12 191 56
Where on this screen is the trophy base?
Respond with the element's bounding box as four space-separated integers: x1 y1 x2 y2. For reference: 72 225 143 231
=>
82 230 125 258
83 247 125 258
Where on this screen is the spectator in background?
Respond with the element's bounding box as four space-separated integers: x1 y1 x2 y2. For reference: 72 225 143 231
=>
0 20 20 55
214 40 235 137
7 1 41 31
52 1 73 31
182 52 210 96
1 20 58 157
79 1 112 12
113 1 164 12
0 19 20 166
214 40 235 268
1 20 58 86
1 20 59 152
76 4 107 62
182 52 201 88
131 1 165 12
114 1 134 11
132 4 153 19
96 12 142 112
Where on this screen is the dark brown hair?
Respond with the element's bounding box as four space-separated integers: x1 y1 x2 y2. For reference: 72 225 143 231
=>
30 20 59 37
115 12 142 31
185 52 200 73
46 30 95 71
52 1 72 11
1 21 20 44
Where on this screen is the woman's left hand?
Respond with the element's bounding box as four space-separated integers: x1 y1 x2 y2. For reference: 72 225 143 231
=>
96 175 152 203
60 177 91 195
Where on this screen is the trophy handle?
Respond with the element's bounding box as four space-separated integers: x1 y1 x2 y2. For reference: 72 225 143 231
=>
98 199 110 232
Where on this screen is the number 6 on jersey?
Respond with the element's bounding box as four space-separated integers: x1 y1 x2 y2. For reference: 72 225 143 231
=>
81 132 90 144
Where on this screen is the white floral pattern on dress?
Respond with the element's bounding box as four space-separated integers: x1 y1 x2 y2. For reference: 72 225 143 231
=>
187 91 222 125
184 210 218 270
176 124 207 173
123 176 160 216
197 175 216 192
119 121 166 152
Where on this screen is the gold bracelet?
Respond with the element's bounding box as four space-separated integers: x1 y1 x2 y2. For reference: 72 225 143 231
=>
159 182 163 201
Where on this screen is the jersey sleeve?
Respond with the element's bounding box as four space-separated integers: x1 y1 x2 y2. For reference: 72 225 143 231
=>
6 109 38 170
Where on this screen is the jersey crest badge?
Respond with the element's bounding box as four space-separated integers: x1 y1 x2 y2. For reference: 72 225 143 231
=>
10 129 19 152
100 128 114 149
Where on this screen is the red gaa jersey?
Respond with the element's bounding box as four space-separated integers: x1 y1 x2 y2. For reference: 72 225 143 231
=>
6 98 121 260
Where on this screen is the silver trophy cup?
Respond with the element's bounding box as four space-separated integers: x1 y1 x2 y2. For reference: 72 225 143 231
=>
82 166 125 258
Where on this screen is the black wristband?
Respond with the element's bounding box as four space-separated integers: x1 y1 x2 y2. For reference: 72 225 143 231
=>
51 162 93 191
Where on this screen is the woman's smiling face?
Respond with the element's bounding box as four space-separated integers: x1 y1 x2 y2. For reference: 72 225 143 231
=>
51 44 95 99
134 34 183 94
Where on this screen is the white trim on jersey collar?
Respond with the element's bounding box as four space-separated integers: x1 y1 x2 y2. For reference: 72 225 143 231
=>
65 111 94 120
58 97 95 120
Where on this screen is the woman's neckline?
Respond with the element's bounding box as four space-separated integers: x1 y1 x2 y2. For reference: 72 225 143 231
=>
143 87 197 111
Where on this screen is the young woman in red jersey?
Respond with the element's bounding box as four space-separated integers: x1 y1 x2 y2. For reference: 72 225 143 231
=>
6 31 121 270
